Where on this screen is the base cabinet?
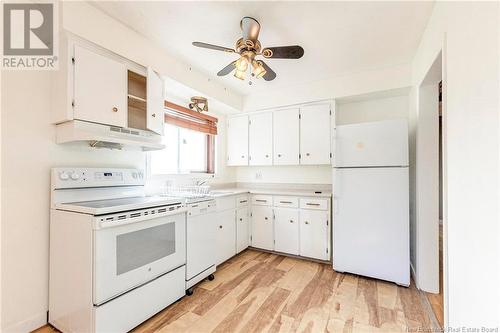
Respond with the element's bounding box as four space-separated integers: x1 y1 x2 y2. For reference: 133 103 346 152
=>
274 208 299 255
299 210 329 260
215 209 236 265
251 206 274 251
236 207 249 253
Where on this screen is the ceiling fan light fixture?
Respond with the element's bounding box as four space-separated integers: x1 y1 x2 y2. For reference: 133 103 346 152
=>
252 60 266 78
235 57 248 72
234 69 245 80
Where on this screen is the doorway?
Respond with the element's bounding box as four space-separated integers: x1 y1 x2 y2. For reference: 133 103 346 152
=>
415 51 445 327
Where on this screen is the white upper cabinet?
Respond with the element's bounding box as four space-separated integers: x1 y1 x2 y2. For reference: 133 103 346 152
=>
145 67 164 135
299 104 331 165
73 45 127 128
227 115 249 166
273 108 300 165
249 112 273 166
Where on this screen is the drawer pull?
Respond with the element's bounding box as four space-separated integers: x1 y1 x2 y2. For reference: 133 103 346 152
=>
280 201 292 204
239 200 248 203
256 199 267 203
306 203 321 206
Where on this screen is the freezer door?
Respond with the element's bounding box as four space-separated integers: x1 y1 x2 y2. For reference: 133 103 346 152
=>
333 167 409 285
335 119 408 167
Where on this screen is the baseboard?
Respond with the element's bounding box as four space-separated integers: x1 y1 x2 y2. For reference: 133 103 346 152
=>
2 311 47 333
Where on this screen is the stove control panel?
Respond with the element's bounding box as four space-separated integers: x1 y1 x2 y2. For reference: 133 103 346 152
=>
52 168 144 189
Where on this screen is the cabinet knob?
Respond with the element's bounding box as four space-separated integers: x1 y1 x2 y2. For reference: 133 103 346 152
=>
219 225 223 229
241 155 245 158
264 217 268 220
305 221 309 225
265 154 269 158
306 153 310 156
112 107 118 112
277 154 282 157
290 220 294 223
239 218 243 221
152 113 156 118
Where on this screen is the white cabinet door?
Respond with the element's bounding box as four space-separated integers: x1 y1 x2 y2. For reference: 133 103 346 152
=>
146 67 164 135
227 116 249 166
299 210 329 260
249 112 273 165
251 206 274 250
236 207 249 253
274 208 299 255
273 108 300 165
300 104 331 165
73 45 127 127
215 210 236 265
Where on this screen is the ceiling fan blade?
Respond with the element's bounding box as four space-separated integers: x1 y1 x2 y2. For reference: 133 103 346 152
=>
240 17 261 41
260 61 276 81
262 45 304 59
192 42 235 53
217 61 237 76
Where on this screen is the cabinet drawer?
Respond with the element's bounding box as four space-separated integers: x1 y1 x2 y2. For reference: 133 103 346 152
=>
299 198 328 210
251 195 273 206
236 195 249 207
216 196 236 211
274 196 299 208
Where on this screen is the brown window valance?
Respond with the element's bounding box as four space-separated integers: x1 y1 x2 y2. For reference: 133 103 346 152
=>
164 101 218 135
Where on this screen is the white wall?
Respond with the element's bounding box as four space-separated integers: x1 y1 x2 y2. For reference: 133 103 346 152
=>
1 71 146 332
410 1 499 327
336 94 409 126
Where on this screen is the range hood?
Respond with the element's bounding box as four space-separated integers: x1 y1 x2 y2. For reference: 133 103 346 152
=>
55 120 165 151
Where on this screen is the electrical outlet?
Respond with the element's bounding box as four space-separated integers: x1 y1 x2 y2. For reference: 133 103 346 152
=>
255 172 263 180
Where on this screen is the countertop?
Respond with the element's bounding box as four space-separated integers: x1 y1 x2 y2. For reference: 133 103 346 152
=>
209 188 332 198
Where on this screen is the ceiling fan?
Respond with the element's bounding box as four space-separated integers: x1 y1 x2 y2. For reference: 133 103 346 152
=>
192 17 304 82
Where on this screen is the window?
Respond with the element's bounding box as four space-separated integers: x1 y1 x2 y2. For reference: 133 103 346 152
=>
150 101 217 175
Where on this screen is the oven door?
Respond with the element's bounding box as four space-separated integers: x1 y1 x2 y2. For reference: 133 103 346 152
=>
93 210 186 305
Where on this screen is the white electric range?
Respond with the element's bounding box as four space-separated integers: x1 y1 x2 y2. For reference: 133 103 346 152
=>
49 167 187 333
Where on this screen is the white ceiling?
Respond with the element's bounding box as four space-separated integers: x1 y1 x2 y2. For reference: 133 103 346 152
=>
91 1 434 96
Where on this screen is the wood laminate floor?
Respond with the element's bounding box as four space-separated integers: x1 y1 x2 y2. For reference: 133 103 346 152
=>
36 250 432 333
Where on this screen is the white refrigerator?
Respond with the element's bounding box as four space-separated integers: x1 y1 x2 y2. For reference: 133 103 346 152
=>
333 119 410 286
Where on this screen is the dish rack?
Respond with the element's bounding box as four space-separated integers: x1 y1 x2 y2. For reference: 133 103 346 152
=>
162 185 210 198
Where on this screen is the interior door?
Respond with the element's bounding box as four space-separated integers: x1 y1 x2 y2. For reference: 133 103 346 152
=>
249 112 273 165
251 206 274 250
299 104 331 165
227 116 249 166
146 67 164 135
274 208 299 255
236 207 249 253
335 119 409 167
215 210 236 265
299 209 329 260
73 45 127 127
334 167 410 285
273 108 300 165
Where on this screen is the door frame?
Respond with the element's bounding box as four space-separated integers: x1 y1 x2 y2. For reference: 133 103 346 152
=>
415 49 447 323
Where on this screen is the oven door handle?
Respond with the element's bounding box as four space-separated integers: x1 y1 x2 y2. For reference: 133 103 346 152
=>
96 208 187 229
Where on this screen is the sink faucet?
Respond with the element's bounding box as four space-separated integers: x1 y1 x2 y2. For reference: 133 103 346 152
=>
195 175 214 186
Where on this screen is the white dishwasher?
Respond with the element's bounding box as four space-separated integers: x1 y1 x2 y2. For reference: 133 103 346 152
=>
185 199 217 295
